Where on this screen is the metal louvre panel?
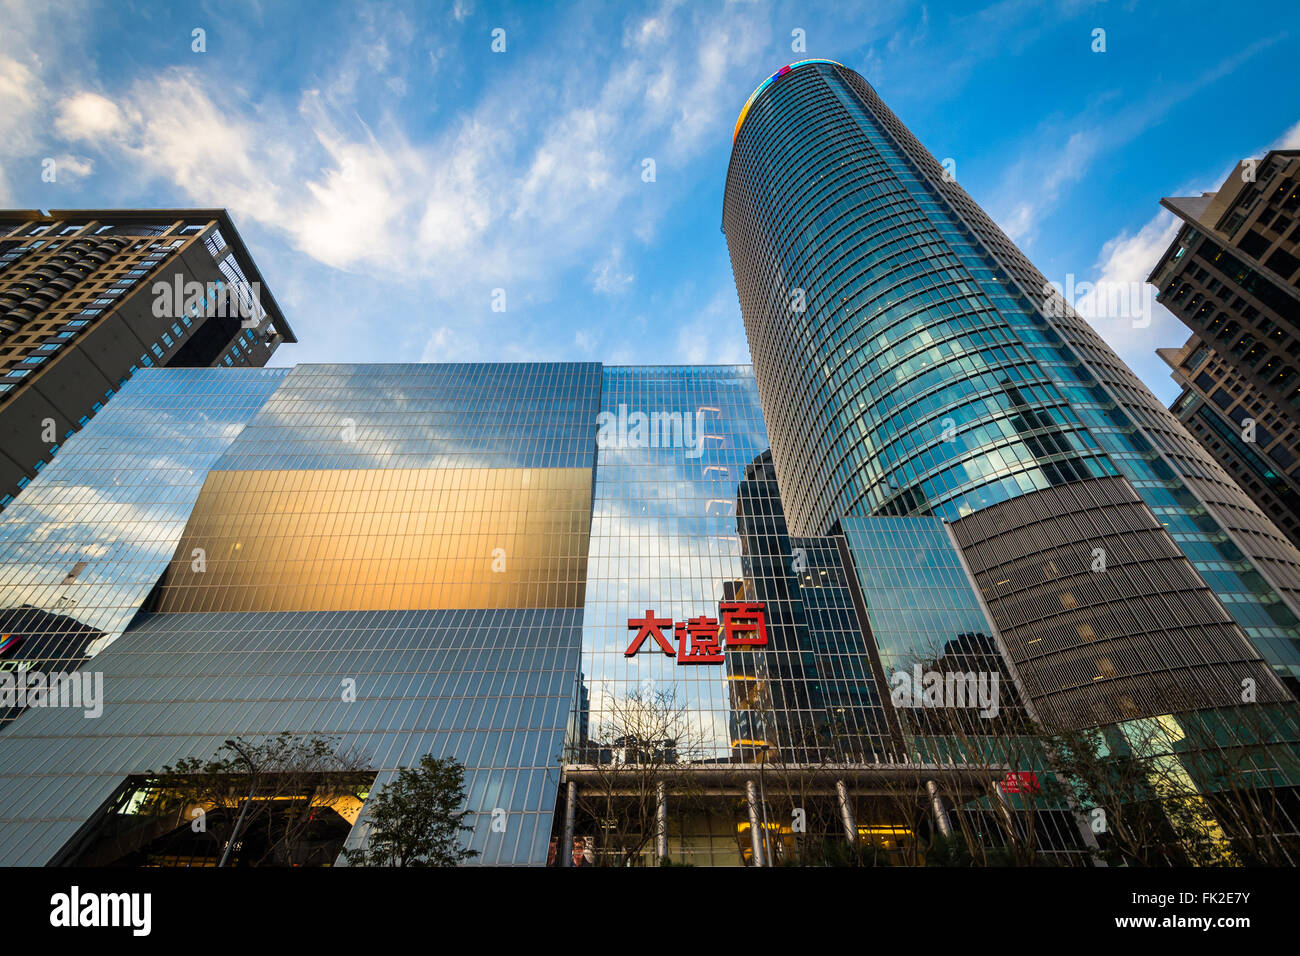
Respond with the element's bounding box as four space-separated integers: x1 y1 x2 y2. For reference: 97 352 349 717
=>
951 477 1290 731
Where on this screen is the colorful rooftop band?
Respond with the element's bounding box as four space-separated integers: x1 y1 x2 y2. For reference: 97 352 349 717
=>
732 58 843 143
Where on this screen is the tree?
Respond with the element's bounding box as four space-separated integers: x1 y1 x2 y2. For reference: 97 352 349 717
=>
880 673 1300 868
143 733 371 867
565 687 711 866
345 755 478 867
1045 703 1300 867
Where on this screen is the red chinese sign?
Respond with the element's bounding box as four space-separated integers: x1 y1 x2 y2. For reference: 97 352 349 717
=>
1003 771 1040 794
625 603 767 665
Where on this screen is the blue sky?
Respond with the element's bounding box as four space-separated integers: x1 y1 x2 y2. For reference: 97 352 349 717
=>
1 0 1297 404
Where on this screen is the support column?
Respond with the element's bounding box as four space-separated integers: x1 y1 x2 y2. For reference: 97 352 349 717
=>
926 779 953 838
655 780 668 862
745 779 765 867
992 781 1018 840
561 780 576 867
835 779 857 844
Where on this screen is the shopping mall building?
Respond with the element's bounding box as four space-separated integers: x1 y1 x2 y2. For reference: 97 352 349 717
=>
0 61 1299 867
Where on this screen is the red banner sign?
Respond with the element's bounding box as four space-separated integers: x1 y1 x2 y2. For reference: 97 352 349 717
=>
1003 771 1040 794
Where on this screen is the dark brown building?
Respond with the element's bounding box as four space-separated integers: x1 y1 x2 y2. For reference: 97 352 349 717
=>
1151 150 1300 548
1159 334 1300 550
0 209 295 509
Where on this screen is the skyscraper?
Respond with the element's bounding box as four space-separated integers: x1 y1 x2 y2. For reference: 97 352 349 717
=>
1159 334 1300 551
1151 151 1300 408
722 60 1300 724
1151 151 1300 549
0 209 295 511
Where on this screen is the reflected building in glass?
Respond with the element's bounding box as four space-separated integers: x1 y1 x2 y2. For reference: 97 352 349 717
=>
0 367 289 681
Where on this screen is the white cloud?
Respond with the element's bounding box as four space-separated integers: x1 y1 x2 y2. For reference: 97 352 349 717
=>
92 71 289 224
49 153 94 181
1061 208 1192 404
1074 209 1181 354
590 246 634 294
418 324 478 362
1000 129 1101 243
674 288 750 365
291 100 422 269
991 38 1284 245
665 14 764 157
0 0 97 201
511 106 620 228
0 56 40 202
54 91 127 140
0 55 39 139
1272 119 1300 150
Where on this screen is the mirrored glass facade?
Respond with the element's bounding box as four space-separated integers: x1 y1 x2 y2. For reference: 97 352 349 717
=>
841 515 1030 741
576 367 897 767
0 608 578 867
0 363 599 866
0 366 287 685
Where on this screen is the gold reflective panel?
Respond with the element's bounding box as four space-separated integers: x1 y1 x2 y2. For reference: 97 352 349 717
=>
152 468 592 611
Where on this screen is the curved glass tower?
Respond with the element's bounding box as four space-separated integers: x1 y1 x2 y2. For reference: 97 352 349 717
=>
723 60 1300 729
